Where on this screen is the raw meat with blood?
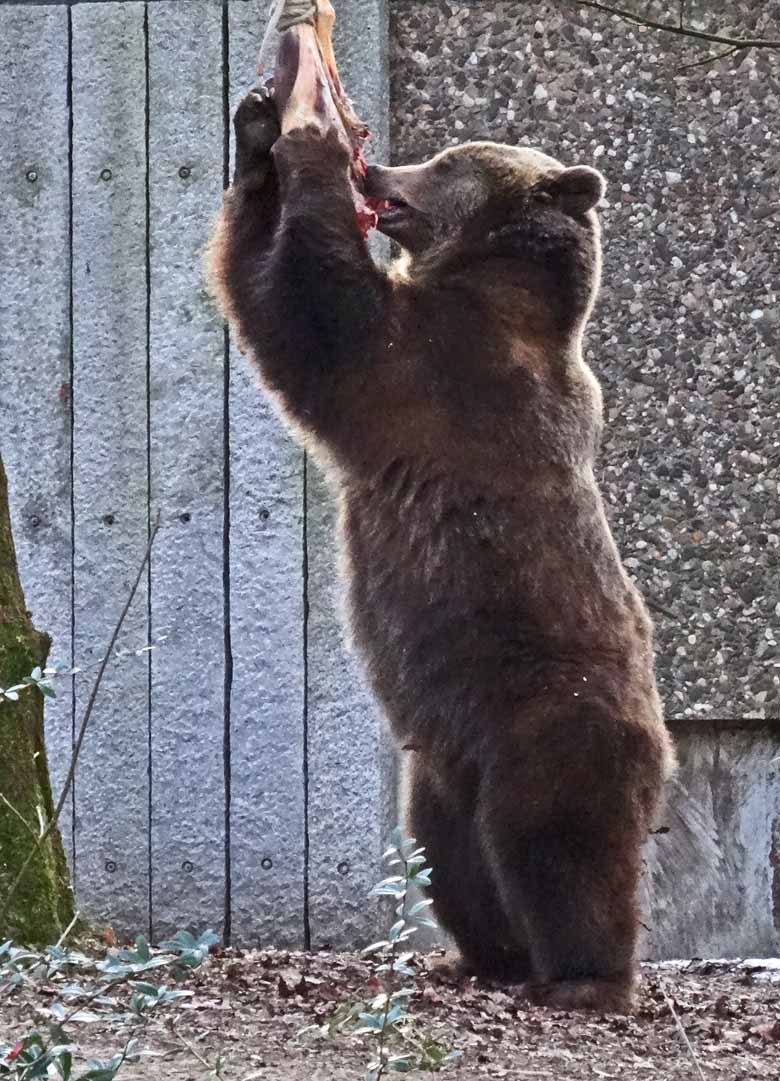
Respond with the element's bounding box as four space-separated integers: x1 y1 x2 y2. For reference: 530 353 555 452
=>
260 0 378 235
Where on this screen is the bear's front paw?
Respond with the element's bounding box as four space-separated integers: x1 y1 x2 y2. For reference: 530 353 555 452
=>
233 86 281 180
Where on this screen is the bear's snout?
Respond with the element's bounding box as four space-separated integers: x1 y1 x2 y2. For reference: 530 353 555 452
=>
364 164 394 199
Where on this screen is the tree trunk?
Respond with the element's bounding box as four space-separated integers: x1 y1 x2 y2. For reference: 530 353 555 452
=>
0 452 73 943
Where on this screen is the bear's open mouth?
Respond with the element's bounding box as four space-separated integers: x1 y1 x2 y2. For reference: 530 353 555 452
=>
365 196 410 224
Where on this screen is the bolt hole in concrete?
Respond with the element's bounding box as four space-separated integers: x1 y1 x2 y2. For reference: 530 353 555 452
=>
178 165 191 179
337 861 351 876
100 167 112 181
179 511 191 523
104 860 117 874
259 507 270 521
26 168 37 183
102 513 115 526
29 515 41 528
261 858 273 870
181 861 194 873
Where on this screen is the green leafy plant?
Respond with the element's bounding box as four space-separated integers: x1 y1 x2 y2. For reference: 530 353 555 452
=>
306 828 461 1079
0 631 169 706
0 929 219 1080
0 1032 144 1081
0 664 57 704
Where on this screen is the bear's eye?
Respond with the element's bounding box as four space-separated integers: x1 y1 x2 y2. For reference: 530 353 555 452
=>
531 189 553 205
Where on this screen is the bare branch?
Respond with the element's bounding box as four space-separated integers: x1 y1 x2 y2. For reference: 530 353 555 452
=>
661 983 707 1081
0 513 161 928
678 44 744 71
573 1 780 51
0 793 39 843
165 1018 226 1079
646 597 682 623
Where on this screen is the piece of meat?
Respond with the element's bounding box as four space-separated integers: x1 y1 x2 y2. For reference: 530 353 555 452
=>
263 0 377 235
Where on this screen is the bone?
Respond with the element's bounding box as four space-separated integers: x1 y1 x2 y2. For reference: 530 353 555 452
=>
274 0 358 146
277 0 317 32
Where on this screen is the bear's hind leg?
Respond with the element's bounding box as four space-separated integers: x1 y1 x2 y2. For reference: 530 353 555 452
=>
483 814 640 1013
406 757 530 983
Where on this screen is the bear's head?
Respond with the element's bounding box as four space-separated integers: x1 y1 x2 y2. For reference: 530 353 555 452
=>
365 142 606 327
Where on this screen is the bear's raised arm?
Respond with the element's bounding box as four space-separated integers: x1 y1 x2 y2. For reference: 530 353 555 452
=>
208 88 387 438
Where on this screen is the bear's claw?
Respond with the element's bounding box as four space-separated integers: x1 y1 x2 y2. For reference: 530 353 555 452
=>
234 85 281 165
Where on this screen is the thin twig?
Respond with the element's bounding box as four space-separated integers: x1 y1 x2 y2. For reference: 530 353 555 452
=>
58 969 136 1026
678 44 744 71
661 984 706 1081
55 910 81 950
1 630 170 703
573 1 780 51
166 1019 224 1078
0 513 161 928
646 598 682 623
0 793 39 843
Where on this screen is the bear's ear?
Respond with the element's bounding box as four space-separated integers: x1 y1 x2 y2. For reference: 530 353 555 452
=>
545 165 606 216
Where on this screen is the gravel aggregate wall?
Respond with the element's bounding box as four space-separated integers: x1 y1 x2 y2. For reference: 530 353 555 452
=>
390 0 780 720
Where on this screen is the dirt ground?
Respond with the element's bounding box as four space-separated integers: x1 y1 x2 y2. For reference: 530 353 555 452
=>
3 948 780 1080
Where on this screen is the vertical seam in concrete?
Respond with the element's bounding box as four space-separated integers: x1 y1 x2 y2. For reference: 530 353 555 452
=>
302 453 311 950
221 0 234 947
66 0 77 886
143 0 154 940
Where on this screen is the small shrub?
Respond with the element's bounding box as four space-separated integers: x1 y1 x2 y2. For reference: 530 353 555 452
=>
305 828 461 1079
0 929 218 1080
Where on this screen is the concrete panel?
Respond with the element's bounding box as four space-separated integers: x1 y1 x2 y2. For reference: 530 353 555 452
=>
0 6 74 867
305 472 398 949
227 0 306 947
71 1 150 936
147 0 226 942
304 0 396 949
642 722 780 959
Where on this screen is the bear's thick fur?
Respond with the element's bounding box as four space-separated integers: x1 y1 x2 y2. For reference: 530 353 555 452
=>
208 87 676 1013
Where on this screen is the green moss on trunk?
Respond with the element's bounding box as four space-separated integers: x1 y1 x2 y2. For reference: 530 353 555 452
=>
0 453 73 944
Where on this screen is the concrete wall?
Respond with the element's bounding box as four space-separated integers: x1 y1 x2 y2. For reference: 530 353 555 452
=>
0 0 392 948
1 0 779 957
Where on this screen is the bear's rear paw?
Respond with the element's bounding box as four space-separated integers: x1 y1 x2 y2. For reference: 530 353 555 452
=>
425 947 530 987
233 86 281 182
424 951 473 986
525 977 637 1014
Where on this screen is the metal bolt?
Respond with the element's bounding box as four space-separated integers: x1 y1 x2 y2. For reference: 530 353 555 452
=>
105 860 117 873
182 860 194 873
29 515 41 528
261 857 273 870
179 512 191 523
26 169 38 183
100 168 113 182
337 860 351 877
178 165 191 180
102 513 115 526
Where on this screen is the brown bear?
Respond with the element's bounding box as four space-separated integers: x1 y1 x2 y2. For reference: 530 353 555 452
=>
208 86 676 1013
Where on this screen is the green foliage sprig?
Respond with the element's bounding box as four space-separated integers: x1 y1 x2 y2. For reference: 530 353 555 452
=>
0 929 219 1081
358 829 460 1080
0 632 170 705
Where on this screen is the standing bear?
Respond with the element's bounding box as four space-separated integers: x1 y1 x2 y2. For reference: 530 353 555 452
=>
208 86 676 1013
